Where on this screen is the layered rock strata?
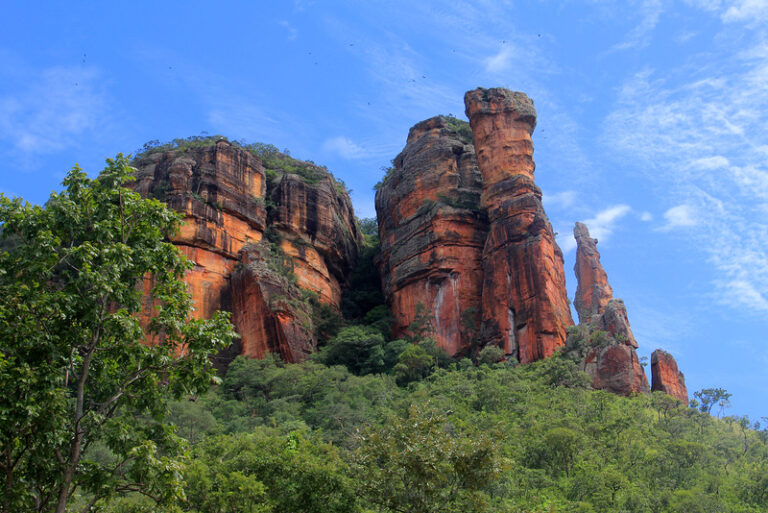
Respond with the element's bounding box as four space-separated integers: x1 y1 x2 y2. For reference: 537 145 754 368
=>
376 116 487 356
464 88 573 363
131 140 360 364
651 350 688 403
572 222 649 395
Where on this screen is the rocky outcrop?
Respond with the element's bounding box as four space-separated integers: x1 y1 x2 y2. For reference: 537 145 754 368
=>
376 116 487 356
574 222 614 325
651 350 688 403
269 172 360 306
464 88 573 363
231 243 315 362
131 140 359 364
571 222 649 395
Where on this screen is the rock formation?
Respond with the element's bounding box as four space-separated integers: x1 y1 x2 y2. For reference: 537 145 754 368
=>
376 116 487 356
571 222 649 395
651 349 688 403
131 140 360 364
464 88 573 363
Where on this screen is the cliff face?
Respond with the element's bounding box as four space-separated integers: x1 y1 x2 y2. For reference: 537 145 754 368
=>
571 222 649 395
465 88 573 363
651 350 688 403
131 140 360 364
376 117 487 355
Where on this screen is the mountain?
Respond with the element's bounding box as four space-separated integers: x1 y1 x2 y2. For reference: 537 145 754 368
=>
132 88 685 400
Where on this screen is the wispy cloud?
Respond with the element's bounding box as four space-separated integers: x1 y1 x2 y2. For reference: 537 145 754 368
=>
601 9 768 316
0 66 110 157
611 0 664 51
722 0 768 24
660 204 698 230
322 136 367 159
543 190 578 209
279 20 298 41
484 46 514 73
560 204 631 252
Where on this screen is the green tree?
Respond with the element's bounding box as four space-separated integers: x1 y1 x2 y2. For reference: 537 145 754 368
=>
185 429 356 513
0 157 236 513
353 403 502 513
693 388 732 416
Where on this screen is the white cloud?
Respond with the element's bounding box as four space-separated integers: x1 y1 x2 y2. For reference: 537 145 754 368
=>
543 190 577 209
660 204 698 230
560 204 631 252
279 20 298 41
484 47 514 73
601 14 768 316
722 0 768 24
0 66 110 155
640 211 653 221
690 155 730 170
612 0 664 51
322 136 367 159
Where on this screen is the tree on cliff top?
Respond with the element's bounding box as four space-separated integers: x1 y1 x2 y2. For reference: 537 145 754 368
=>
0 156 236 513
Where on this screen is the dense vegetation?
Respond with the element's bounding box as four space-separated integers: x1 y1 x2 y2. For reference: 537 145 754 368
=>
0 158 235 513
3 151 767 513
100 353 768 513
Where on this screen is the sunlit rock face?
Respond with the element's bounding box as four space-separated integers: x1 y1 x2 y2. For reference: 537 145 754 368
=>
465 87 573 363
651 350 689 403
269 172 360 306
376 116 487 356
573 222 614 325
131 140 360 365
571 222 649 395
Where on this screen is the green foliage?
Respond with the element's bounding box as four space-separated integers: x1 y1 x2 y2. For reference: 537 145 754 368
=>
0 156 236 513
133 137 347 190
341 217 387 323
244 142 328 185
693 387 733 416
478 345 505 365
373 164 397 192
132 134 229 160
353 403 503 513
184 429 357 513
443 115 474 144
316 326 387 375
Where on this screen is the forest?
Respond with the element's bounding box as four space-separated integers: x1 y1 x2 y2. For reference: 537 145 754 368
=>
1 157 767 513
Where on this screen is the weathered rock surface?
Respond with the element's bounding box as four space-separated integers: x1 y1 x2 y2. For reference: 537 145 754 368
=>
376 116 487 356
584 342 649 396
269 172 360 306
651 349 688 403
574 222 614 325
131 140 359 364
465 88 573 363
231 244 315 362
571 222 649 395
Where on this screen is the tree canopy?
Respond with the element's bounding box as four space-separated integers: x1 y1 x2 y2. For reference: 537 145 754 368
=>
0 156 236 513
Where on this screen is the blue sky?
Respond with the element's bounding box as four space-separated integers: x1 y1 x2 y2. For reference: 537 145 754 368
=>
2 1 767 420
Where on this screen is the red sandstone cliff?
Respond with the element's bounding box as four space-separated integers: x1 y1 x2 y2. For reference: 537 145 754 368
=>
571 222 649 395
131 140 360 364
651 349 688 403
376 116 487 355
465 88 573 363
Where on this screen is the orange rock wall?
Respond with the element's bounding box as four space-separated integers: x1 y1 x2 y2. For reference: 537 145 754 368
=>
376 117 486 355
132 141 360 364
270 173 361 306
574 222 614 325
465 88 573 363
651 349 688 403
571 222 649 395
